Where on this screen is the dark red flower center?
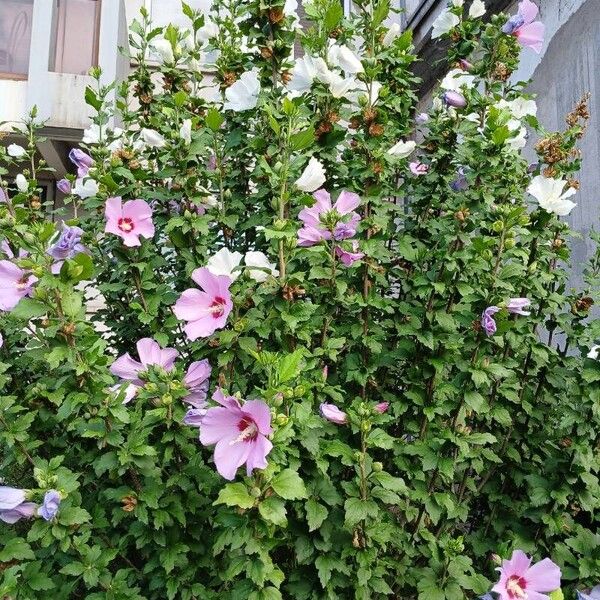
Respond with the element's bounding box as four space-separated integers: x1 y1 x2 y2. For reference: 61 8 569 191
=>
16 275 29 290
237 416 258 443
506 575 527 599
210 296 226 318
118 217 135 232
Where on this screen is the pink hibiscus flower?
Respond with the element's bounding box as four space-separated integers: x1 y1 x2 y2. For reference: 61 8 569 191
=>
199 389 273 480
409 161 429 176
0 260 37 311
173 267 233 340
298 189 361 247
104 197 155 247
110 338 178 396
502 0 545 54
335 241 364 267
492 550 561 600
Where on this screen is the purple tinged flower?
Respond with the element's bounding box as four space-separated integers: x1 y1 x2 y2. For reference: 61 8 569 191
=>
111 382 138 404
0 486 26 510
409 162 429 176
501 0 544 53
459 58 474 71
374 402 389 414
68 149 94 177
183 407 208 427
184 359 211 408
207 154 217 171
322 365 328 380
450 167 469 191
0 260 37 311
578 586 600 600
506 297 531 315
0 486 37 524
38 490 61 521
492 549 561 600
0 187 7 203
104 197 155 247
320 402 348 424
199 389 273 480
174 267 233 340
481 306 501 336
443 91 467 108
111 338 179 385
298 189 361 247
48 222 88 274
56 179 72 195
0 502 38 524
335 241 364 267
416 112 429 124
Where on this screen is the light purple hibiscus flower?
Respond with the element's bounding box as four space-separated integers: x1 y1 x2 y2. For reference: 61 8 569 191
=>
68 149 94 177
502 0 545 54
110 338 179 402
481 306 501 336
104 197 155 247
56 179 72 195
48 222 88 274
298 189 361 247
0 260 37 311
507 298 531 315
320 402 348 424
443 91 467 108
38 489 61 521
409 161 429 176
198 389 273 480
335 241 364 267
0 486 37 524
184 359 211 408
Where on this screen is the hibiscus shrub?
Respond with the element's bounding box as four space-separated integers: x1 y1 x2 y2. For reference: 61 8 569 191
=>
1 0 599 598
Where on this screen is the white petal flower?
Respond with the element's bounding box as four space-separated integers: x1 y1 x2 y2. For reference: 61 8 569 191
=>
588 345 599 360
15 174 28 193
506 125 528 151
245 251 279 282
287 55 325 94
431 10 460 39
73 177 99 199
318 70 356 98
7 144 26 158
206 248 244 281
387 140 416 158
441 68 476 92
140 128 167 148
152 38 175 64
284 0 298 18
198 19 219 43
452 0 464 6
469 0 486 18
180 119 192 144
527 175 577 216
327 44 364 74
348 81 382 106
382 23 401 46
496 98 537 120
224 69 261 112
295 157 326 192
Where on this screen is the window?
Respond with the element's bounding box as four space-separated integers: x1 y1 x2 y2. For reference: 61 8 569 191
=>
50 0 101 75
0 0 34 79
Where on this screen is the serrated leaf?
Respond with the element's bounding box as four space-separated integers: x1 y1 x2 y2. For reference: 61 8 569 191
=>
271 469 307 500
214 482 255 509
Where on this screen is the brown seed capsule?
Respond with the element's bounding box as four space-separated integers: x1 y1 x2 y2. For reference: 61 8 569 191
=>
363 107 377 123
221 71 238 89
567 178 580 190
260 47 274 59
30 198 42 210
492 62 511 81
129 159 141 170
122 495 138 512
62 323 76 336
552 238 564 250
349 116 362 130
368 123 384 137
268 7 284 23
560 437 572 448
281 70 292 84
372 161 383 174
574 296 594 313
208 338 220 348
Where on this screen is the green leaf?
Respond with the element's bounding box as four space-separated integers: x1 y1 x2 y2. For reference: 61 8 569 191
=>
258 497 287 526
11 298 47 320
84 87 102 111
271 469 307 500
549 590 564 600
58 506 91 526
214 482 255 509
305 499 328 531
344 497 379 526
290 130 315 151
60 562 86 577
278 349 304 384
324 2 343 30
205 108 224 131
0 538 35 561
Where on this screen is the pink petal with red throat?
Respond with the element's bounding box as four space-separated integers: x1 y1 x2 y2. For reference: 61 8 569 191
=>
519 0 539 24
525 558 561 592
334 190 360 215
245 435 273 475
504 550 532 576
242 400 272 435
173 288 211 321
104 197 123 222
136 338 178 370
516 22 545 53
184 314 223 340
213 435 253 480
199 406 241 446
191 267 225 296
110 353 144 381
